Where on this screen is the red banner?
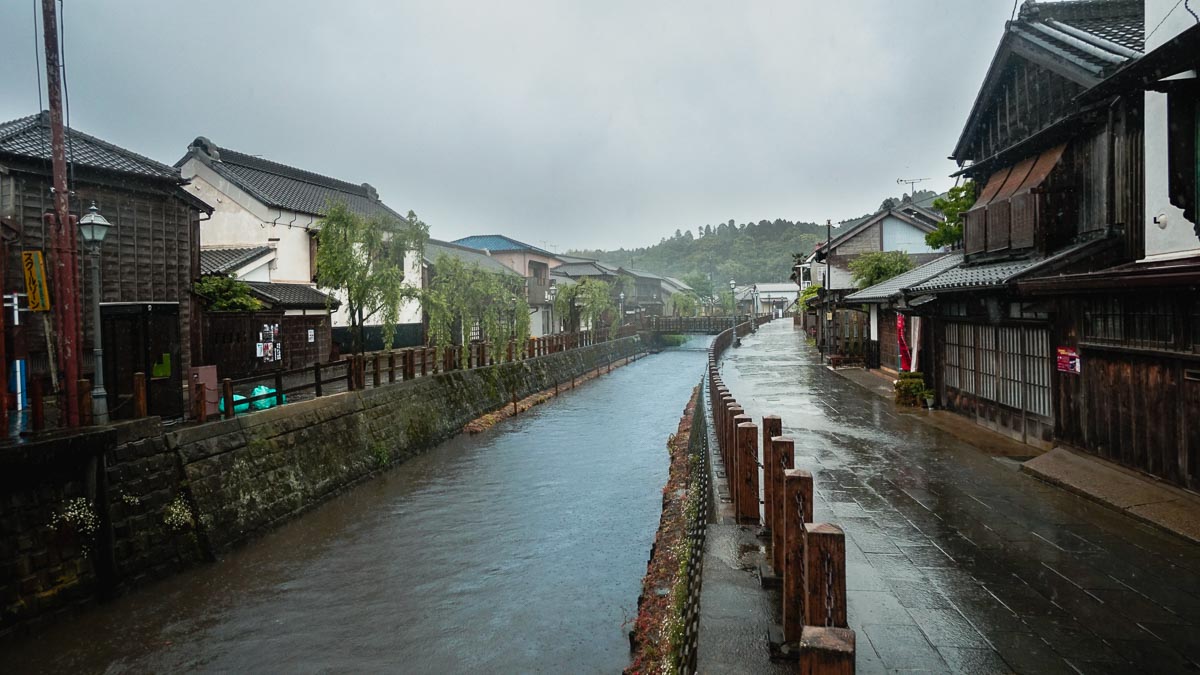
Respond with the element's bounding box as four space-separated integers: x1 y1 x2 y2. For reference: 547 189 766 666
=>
897 314 911 372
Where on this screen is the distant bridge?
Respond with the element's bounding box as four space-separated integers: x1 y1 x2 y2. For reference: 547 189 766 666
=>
645 315 769 335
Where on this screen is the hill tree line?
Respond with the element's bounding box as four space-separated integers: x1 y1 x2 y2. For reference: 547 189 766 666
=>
569 218 829 292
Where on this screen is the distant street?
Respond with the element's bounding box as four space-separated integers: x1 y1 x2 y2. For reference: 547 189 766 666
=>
706 321 1200 673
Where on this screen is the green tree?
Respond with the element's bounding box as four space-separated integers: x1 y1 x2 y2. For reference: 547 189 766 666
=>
800 283 821 303
315 202 428 353
554 278 617 334
925 181 975 248
848 251 915 288
424 254 530 366
193 274 262 311
681 273 714 302
670 293 699 317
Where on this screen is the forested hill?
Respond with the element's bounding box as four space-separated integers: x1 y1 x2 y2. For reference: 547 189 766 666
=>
568 191 942 289
568 218 830 287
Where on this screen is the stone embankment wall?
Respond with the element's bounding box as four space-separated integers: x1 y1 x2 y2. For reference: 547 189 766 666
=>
0 336 641 638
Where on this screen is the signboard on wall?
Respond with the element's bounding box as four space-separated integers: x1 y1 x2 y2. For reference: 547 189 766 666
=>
1056 346 1081 374
21 251 50 312
259 323 282 363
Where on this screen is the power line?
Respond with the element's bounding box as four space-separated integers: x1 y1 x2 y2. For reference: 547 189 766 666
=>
1147 0 1186 43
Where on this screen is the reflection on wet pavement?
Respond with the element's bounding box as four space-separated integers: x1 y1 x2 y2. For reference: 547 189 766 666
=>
714 321 1200 673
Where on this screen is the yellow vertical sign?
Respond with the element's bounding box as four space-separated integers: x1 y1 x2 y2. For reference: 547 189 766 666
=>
22 250 51 312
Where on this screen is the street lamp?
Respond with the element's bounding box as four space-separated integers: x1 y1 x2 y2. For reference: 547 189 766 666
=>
752 284 760 332
729 279 738 345
547 283 558 334
78 202 111 424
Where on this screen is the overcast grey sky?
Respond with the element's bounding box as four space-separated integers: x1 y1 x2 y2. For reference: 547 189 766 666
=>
1 1 1014 249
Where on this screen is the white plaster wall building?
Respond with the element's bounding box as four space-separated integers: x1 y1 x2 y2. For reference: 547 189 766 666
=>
1142 0 1199 260
177 137 423 334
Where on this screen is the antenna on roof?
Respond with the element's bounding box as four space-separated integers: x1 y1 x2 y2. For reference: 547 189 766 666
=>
896 177 930 200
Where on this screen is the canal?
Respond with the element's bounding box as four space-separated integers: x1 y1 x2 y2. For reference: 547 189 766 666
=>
2 337 712 673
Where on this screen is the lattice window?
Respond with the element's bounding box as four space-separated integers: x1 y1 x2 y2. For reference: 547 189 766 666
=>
979 327 997 402
944 323 960 390
998 327 1023 408
1023 328 1052 418
1084 297 1175 349
1084 297 1124 343
961 324 978 395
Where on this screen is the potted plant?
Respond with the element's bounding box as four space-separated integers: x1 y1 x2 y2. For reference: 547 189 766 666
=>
921 388 936 409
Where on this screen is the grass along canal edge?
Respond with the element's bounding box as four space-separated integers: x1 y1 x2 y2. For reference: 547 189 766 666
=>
626 382 708 674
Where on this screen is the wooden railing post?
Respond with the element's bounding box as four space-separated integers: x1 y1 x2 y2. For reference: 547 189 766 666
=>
132 372 147 418
422 347 430 376
222 378 234 419
736 419 758 524
804 524 847 629
799 627 856 674
762 415 782 532
274 370 284 406
388 351 397 383
783 468 814 644
773 437 796 574
729 408 747 510
194 381 207 423
314 362 324 397
373 354 382 387
344 358 354 391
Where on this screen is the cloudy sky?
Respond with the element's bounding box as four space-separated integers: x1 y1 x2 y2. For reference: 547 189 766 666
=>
1 1 1015 250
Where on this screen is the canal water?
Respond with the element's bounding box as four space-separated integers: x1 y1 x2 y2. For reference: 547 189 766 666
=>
2 337 711 674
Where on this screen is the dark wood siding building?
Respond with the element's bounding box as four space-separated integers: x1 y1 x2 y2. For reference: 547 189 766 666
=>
0 112 210 421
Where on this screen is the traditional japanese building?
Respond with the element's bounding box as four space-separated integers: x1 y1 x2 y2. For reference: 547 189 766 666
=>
0 112 211 421
1017 11 1199 490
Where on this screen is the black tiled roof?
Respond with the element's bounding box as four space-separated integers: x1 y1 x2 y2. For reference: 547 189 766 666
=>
0 112 182 182
200 247 273 276
906 238 1102 294
245 281 339 310
844 253 963 303
180 137 401 220
1013 1 1143 77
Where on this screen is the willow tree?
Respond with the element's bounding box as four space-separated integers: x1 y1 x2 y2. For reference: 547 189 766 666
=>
670 293 699 317
554 277 617 335
315 201 428 353
424 253 530 367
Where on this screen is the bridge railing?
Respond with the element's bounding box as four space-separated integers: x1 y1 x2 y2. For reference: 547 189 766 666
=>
647 314 772 334
707 318 856 669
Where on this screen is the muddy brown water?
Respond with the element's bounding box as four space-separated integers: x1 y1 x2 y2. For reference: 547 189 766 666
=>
2 337 711 673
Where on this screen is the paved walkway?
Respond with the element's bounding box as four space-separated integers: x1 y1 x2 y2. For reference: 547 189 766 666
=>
699 321 1200 673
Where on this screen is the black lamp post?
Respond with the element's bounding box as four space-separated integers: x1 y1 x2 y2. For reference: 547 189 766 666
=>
79 202 111 423
547 283 558 334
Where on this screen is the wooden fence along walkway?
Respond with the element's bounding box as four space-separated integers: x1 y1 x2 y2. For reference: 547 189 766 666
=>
707 318 856 673
188 325 639 423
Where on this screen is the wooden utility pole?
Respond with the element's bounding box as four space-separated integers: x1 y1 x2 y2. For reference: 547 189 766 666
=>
41 0 82 427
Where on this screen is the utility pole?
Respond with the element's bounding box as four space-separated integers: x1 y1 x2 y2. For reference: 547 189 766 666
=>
41 0 82 426
825 218 832 362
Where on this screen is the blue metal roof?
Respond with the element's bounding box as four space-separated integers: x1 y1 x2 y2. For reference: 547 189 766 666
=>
452 235 554 257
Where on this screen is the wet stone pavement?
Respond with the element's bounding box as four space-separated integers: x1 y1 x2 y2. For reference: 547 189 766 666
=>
704 321 1200 674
